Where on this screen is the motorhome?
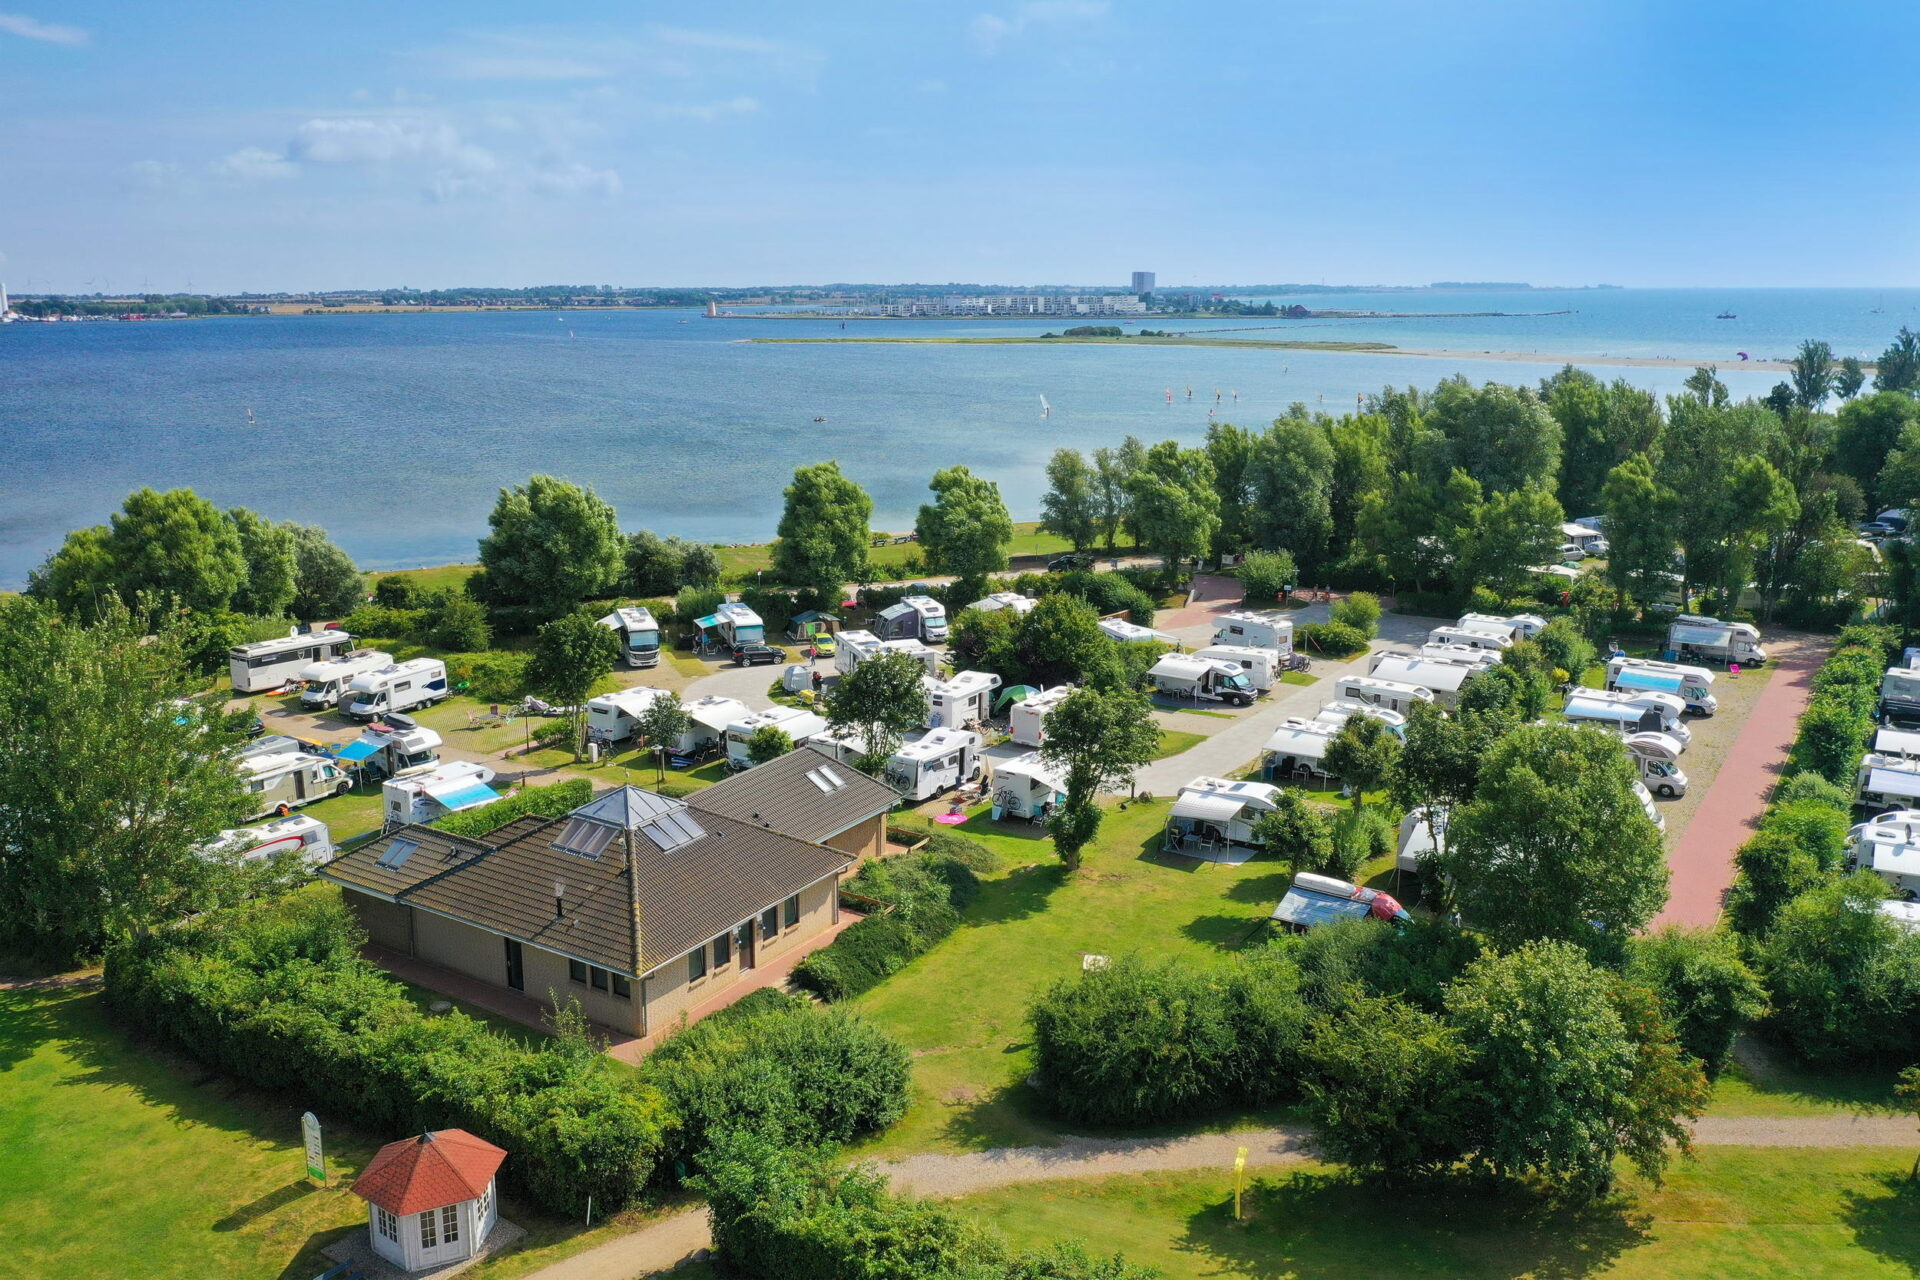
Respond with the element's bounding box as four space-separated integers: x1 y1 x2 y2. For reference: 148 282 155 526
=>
1312 699 1408 739
1426 625 1512 655
1149 654 1257 706
677 696 751 758
584 687 667 744
1563 522 1609 556
1624 732 1689 797
925 670 1002 729
802 723 867 767
884 729 983 801
1009 685 1074 747
197 814 335 867
1563 692 1692 747
1565 687 1691 745
964 591 1038 616
1100 617 1180 646
235 734 313 763
989 752 1068 822
298 648 394 709
1271 872 1410 932
1210 611 1295 657
342 658 450 721
1334 673 1437 716
883 638 943 676
1881 665 1920 723
1418 643 1502 669
695 601 765 650
1457 612 1548 642
1875 726 1920 759
1847 810 1920 896
598 607 661 668
1606 656 1717 715
1856 754 1920 813
1164 776 1285 854
381 761 502 826
229 629 356 694
1666 615 1767 666
238 751 350 820
332 717 444 779
1365 653 1475 709
1632 781 1666 834
874 595 949 644
724 705 831 770
1192 644 1282 692
1396 807 1448 873
834 631 942 677
1262 720 1338 782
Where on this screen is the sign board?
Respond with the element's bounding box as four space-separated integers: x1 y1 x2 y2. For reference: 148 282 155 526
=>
1233 1146 1249 1220
301 1111 326 1184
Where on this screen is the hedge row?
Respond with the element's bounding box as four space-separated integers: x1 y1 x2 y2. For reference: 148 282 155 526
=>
790 841 983 1001
430 778 592 840
1296 620 1370 658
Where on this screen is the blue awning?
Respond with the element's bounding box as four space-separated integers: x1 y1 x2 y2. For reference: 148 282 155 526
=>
694 614 721 629
335 739 381 763
1615 669 1682 694
425 780 499 812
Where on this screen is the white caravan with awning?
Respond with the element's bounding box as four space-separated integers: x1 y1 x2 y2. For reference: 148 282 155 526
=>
238 751 351 820
1427 625 1512 654
1846 811 1920 894
1193 644 1282 692
1457 613 1548 642
1262 720 1338 782
679 696 750 755
1666 615 1766 665
1857 756 1920 812
1149 653 1257 706
586 687 669 743
989 753 1068 821
1364 653 1474 709
298 648 394 709
925 670 1001 729
342 658 451 722
1163 777 1283 854
1312 699 1408 739
1875 726 1920 758
1566 687 1691 745
884 728 983 801
382 760 501 825
230 629 357 694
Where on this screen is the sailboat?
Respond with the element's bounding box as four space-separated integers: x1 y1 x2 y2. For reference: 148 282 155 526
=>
1039 394 1052 419
1873 294 1886 315
245 407 256 426
1715 310 1736 319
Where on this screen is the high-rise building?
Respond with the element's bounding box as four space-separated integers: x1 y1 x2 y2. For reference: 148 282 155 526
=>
1130 271 1155 295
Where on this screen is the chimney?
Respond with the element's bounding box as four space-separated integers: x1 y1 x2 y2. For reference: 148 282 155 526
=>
553 879 567 918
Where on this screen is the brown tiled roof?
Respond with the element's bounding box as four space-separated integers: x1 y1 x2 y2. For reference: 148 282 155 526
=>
687 743 897 843
322 789 850 976
352 1129 505 1215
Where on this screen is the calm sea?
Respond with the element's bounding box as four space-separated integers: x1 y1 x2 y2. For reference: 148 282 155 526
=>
2 286 1914 589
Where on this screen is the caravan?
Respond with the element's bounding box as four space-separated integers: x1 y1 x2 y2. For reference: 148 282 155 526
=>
598 607 661 669
585 687 669 744
990 753 1068 822
884 729 983 801
298 648 394 709
1164 777 1284 854
342 658 450 722
1881 663 1920 723
925 670 1001 728
695 601 765 651
1857 754 1920 813
230 629 356 694
1365 653 1474 709
197 814 335 867
1564 687 1691 745
1397 807 1448 873
834 631 942 677
725 705 831 770
1418 643 1501 668
1009 685 1074 747
964 591 1038 616
1262 720 1338 782
332 717 443 779
1149 654 1257 706
1426 626 1512 655
1211 611 1295 657
1192 645 1282 692
1667 615 1767 666
1846 811 1920 896
1607 656 1717 715
238 751 350 820
1334 672 1436 716
382 761 502 825
874 595 949 643
1312 699 1408 738
1100 617 1179 646
1457 613 1548 642
677 696 751 759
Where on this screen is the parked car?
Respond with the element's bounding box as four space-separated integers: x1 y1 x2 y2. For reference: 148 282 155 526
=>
1556 542 1588 563
1048 553 1094 572
731 643 790 667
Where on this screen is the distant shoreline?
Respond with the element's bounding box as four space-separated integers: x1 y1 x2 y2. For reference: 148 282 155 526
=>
743 334 1804 372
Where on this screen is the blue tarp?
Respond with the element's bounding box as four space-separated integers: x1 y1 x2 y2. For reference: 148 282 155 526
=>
335 739 381 763
427 782 499 812
1614 669 1683 695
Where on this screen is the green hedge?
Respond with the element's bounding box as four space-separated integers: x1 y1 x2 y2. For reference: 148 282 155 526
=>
790 845 982 1001
430 778 591 839
1296 620 1370 657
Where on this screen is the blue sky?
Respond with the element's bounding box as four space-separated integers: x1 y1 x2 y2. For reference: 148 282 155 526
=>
2 1 1917 292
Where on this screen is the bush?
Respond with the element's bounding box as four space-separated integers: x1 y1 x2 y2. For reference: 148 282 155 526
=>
431 778 591 839
1625 927 1768 1073
1328 806 1392 881
1330 590 1381 637
790 847 980 1001
373 576 421 608
1296 621 1370 657
1774 771 1852 810
1238 549 1299 605
1047 570 1160 624
429 593 493 651
444 650 530 703
342 603 427 642
1283 916 1479 1015
921 829 999 873
1726 827 1823 938
1754 874 1920 1064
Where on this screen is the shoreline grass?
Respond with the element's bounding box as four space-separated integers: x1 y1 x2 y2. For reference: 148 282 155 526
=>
749 335 1397 352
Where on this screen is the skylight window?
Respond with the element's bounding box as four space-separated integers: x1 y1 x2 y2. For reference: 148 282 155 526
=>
375 837 419 870
551 816 618 860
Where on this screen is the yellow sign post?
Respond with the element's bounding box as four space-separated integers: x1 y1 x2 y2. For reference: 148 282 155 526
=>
1233 1146 1248 1220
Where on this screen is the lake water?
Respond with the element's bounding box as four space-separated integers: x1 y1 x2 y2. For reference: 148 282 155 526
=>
3 287 1915 589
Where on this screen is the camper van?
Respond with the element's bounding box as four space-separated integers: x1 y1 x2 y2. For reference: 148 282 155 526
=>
1188 645 1279 692
1563 690 1692 747
1667 615 1766 666
332 717 443 779
801 724 867 768
238 751 349 820
1149 654 1257 706
342 658 450 722
925 670 1001 729
884 729 983 801
990 753 1067 822
1857 754 1920 813
1009 685 1074 747
1875 726 1920 759
1262 720 1338 782
1882 665 1920 723
230 629 356 694
1624 731 1689 797
298 648 394 709
1607 656 1717 715
1457 613 1549 642
1100 617 1179 646
1334 673 1436 716
678 696 751 758
1164 777 1284 852
1312 699 1408 738
964 591 1038 616
1846 811 1920 896
585 687 669 744
197 814 335 867
1211 611 1295 657
724 705 831 770
1418 643 1502 669
1365 653 1474 709
1426 626 1512 655
381 761 501 825
1563 522 1609 557
874 595 949 644
598 607 661 669
1568 687 1691 744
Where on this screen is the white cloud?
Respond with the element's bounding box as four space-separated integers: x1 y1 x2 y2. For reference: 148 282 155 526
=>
971 0 1108 54
419 25 820 85
649 96 759 123
529 160 622 197
0 11 88 45
212 146 297 181
290 116 498 177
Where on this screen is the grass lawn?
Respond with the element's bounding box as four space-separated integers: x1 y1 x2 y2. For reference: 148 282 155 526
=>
1706 1040 1903 1118
1153 729 1207 761
1278 671 1319 686
953 1149 1920 1280
366 563 482 595
297 781 389 843
712 522 1080 586
851 799 1290 1157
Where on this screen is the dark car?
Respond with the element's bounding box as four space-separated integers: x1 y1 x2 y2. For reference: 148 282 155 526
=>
731 643 789 667
1048 553 1094 573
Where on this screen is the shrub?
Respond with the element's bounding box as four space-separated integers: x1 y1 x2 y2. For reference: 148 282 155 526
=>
1774 770 1852 810
790 847 980 1001
431 778 591 839
921 829 999 873
1726 827 1823 938
429 593 493 651
1296 621 1370 657
444 650 530 703
1625 927 1768 1073
1754 874 1920 1064
373 576 421 608
1238 549 1299 605
1328 806 1392 881
1330 590 1382 637
342 604 427 642
1283 916 1479 1015
1048 569 1160 624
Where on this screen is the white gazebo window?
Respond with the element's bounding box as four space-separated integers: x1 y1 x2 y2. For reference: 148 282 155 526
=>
376 1207 398 1242
441 1204 462 1244
420 1208 439 1249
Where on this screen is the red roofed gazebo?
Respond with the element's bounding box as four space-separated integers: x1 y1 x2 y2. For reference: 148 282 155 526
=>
351 1130 506 1272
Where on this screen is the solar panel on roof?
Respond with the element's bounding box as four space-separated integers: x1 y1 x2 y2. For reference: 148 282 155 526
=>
375 837 419 869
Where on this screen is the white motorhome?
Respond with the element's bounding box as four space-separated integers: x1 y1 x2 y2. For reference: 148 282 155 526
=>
724 705 831 770
197 814 335 867
874 595 949 644
925 670 1002 729
1262 720 1338 782
990 752 1068 822
1334 673 1437 716
834 631 942 677
381 760 502 825
1847 811 1920 896
1623 731 1689 797
1164 776 1284 853
598 606 662 669
678 696 751 757
884 728 983 801
965 591 1038 616
229 629 356 694
1565 687 1691 745
585 687 669 744
1457 613 1549 642
1426 625 1512 655
1875 726 1920 759
1607 656 1718 715
1667 615 1766 666
882 638 943 676
1365 653 1474 709
1881 666 1920 723
1397 806 1448 873
695 601 765 650
1099 618 1179 646
1149 653 1257 706
1312 699 1408 738
1211 611 1295 657
1009 685 1074 747
1418 643 1502 669
802 724 867 767
298 648 394 709
1857 755 1920 813
238 751 350 820
1192 644 1282 692
333 718 444 779
342 658 450 722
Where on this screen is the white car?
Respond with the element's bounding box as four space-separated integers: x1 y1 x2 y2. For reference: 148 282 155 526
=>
1556 542 1588 563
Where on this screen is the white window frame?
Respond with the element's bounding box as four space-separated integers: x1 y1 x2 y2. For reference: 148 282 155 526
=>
419 1208 439 1250
376 1206 399 1241
441 1203 461 1245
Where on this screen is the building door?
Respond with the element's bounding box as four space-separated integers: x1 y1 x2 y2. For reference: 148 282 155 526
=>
734 921 755 971
503 938 524 991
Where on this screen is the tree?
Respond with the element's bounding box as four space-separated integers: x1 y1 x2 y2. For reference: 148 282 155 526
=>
1456 485 1565 599
1897 1067 1920 1183
1237 549 1298 606
1322 715 1400 810
0 598 254 964
29 487 247 621
915 465 1014 589
1837 392 1920 507
285 523 366 618
1326 416 1393 559
634 691 691 783
526 612 618 758
1444 723 1668 959
1532 617 1595 684
1657 398 1782 606
1423 377 1563 495
771 462 873 597
1038 448 1102 554
678 541 722 588
746 724 794 765
474 475 625 622
429 593 492 652
1203 423 1258 559
1090 441 1137 552
1299 993 1468 1178
1540 367 1663 516
1877 420 1920 519
1836 355 1867 400
227 507 297 617
1124 440 1219 579
1754 874 1920 1064
827 650 928 771
1248 413 1337 571
1600 453 1676 605
1791 339 1836 409
624 530 683 596
1875 326 1920 394
1625 926 1768 1073
1251 790 1334 872
1016 591 1107 687
1330 591 1381 637
1038 688 1160 869
1682 364 1730 406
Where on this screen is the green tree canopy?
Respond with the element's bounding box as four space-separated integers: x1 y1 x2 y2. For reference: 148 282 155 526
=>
1625 926 1769 1073
1539 366 1663 517
227 507 297 617
634 691 691 783
1125 440 1219 578
772 461 874 597
526 612 618 757
285 523 366 618
1600 453 1677 605
1790 339 1836 409
827 649 930 770
1248 412 1337 571
1424 377 1563 495
1457 484 1565 599
1037 687 1160 869
30 487 247 621
1203 423 1258 559
1039 448 1103 554
1322 715 1401 809
1875 326 1920 394
1236 549 1298 606
746 724 795 765
1835 392 1920 508
1753 873 1920 1064
475 474 625 622
915 465 1014 588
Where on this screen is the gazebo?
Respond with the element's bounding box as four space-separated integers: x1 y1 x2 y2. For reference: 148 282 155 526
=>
350 1129 506 1273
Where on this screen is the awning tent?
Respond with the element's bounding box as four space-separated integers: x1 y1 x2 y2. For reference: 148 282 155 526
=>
1670 623 1733 649
1169 792 1244 824
1614 668 1683 695
1867 768 1920 800
693 614 721 629
423 777 500 812
335 738 382 764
